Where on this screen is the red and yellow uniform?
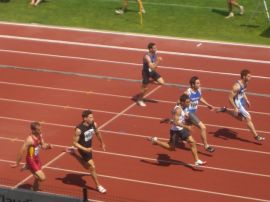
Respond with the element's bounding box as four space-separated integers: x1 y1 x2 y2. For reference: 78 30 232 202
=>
26 135 42 172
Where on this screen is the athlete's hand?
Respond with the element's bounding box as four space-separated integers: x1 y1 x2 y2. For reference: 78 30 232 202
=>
85 148 92 153
207 105 214 111
47 144 53 149
157 56 163 62
43 143 53 149
233 108 239 116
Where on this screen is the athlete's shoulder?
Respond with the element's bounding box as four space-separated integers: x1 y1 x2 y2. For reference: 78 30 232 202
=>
233 81 241 90
185 88 191 95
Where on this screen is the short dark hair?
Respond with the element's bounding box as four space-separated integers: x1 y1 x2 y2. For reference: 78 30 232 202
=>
82 109 92 118
240 69 250 79
189 76 199 87
179 94 189 103
147 42 156 50
30 122 40 131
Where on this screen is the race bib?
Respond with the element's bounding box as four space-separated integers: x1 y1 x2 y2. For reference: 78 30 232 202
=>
84 129 94 142
34 146 40 156
190 100 198 109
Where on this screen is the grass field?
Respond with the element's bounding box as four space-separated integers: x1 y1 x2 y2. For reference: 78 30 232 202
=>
0 0 270 45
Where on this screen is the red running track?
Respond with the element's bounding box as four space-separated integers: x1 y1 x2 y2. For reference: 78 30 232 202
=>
0 22 269 202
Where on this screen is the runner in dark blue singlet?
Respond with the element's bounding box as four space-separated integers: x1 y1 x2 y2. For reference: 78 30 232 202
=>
135 42 165 107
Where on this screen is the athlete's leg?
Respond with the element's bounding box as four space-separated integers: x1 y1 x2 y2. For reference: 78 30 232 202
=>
32 170 45 191
188 113 214 152
186 136 199 161
156 77 165 85
137 0 145 13
87 159 106 193
155 139 175 151
123 0 128 11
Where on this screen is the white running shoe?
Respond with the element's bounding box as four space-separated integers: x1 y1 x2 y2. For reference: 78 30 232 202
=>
97 185 106 193
137 100 146 107
239 6 244 15
65 146 76 154
138 9 146 14
147 136 158 144
225 12 234 19
115 9 124 15
195 159 207 166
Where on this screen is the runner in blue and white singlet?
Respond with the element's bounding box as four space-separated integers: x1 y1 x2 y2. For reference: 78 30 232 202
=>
228 69 265 141
233 80 249 118
183 76 215 153
186 87 202 114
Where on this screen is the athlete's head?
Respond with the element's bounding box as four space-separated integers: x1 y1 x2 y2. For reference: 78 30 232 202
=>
179 94 190 108
148 42 157 54
30 122 41 136
189 76 200 90
82 109 94 124
240 69 251 82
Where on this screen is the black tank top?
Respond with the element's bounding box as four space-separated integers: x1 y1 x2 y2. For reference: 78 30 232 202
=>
76 122 96 148
143 53 157 71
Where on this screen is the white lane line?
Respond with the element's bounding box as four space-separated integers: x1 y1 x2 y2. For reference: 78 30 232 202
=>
43 166 270 202
2 127 270 155
0 21 270 49
0 98 270 133
0 49 270 80
2 159 269 202
1 136 270 177
0 82 269 116
0 113 270 135
0 35 270 65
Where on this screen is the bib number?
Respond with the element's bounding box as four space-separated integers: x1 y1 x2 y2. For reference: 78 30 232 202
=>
34 146 40 156
84 129 94 142
190 101 198 109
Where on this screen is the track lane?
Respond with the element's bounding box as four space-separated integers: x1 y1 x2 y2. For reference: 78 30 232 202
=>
0 22 270 61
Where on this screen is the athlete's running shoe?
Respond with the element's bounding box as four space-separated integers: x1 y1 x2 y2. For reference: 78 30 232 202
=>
239 6 244 15
115 9 124 15
195 160 207 166
97 185 106 193
205 146 215 153
137 100 146 107
216 107 227 113
147 136 158 144
225 12 234 19
255 135 265 141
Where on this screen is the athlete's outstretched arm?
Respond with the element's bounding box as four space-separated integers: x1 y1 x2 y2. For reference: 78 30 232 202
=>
200 97 214 110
